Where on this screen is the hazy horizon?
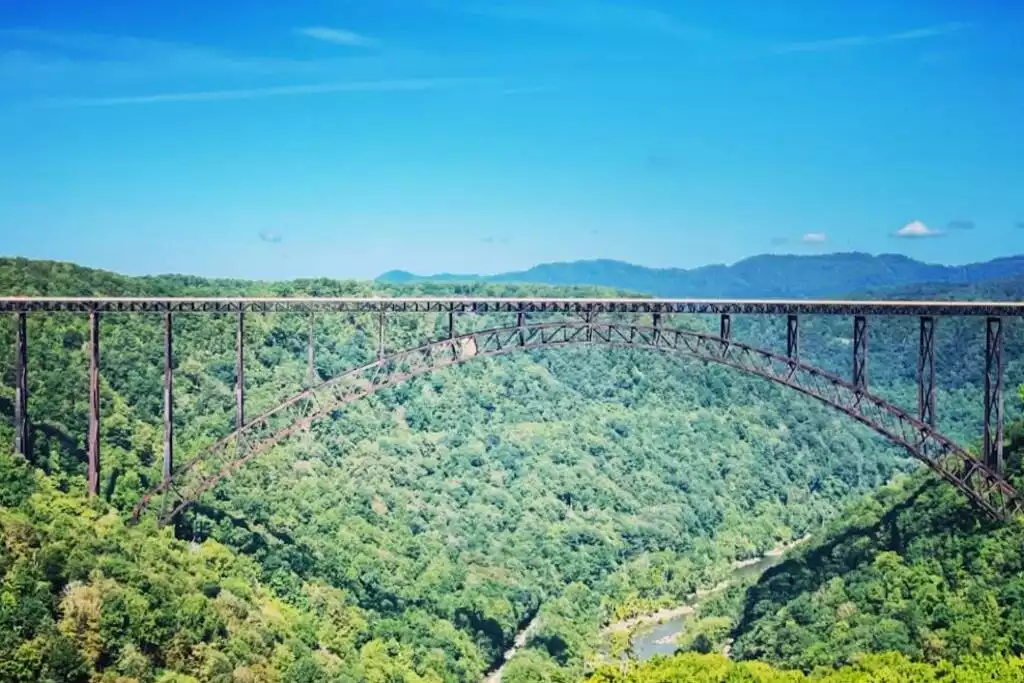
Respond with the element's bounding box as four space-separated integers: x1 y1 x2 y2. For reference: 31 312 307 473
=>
5 249 1024 284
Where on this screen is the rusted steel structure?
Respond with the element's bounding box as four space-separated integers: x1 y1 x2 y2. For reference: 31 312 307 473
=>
852 316 869 392
918 317 937 428
13 312 28 458
88 310 101 497
235 311 245 433
2 296 1022 316
307 313 317 385
163 312 174 483
1 296 1020 522
985 317 1005 474
786 314 799 361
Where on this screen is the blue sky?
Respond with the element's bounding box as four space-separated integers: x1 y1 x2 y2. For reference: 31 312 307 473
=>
1 0 1022 280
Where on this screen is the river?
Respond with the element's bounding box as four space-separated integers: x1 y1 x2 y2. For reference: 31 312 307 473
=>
484 537 807 680
483 613 541 683
628 538 808 661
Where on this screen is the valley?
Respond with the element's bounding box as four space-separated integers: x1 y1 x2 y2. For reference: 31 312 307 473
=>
1 256 1023 682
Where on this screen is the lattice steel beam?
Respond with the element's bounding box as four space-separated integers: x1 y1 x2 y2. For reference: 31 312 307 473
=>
3 296 1022 317
164 312 174 483
985 317 1005 473
853 316 868 392
918 316 936 428
236 311 245 431
518 305 526 346
13 312 29 459
134 321 1024 525
307 313 317 386
88 310 100 497
787 314 799 360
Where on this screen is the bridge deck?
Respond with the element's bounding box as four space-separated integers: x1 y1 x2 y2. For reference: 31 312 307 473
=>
0 296 1022 316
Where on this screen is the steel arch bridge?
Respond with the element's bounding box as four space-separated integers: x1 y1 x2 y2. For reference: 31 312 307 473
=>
1 296 1021 522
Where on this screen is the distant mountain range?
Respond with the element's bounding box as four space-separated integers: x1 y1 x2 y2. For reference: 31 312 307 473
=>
377 253 1024 298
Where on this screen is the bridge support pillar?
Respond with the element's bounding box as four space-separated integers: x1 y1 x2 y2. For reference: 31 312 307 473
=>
517 306 526 346
585 310 593 343
88 310 100 497
853 315 868 392
918 316 936 428
14 312 29 459
163 312 174 483
719 314 732 356
307 313 317 385
447 309 455 340
653 312 661 344
787 314 799 360
985 317 1004 473
377 311 386 361
236 310 245 430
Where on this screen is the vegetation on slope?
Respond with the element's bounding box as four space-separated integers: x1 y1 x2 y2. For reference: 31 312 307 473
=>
0 453 399 683
585 651 1024 682
584 408 1024 682
0 257 1021 681
730 408 1024 670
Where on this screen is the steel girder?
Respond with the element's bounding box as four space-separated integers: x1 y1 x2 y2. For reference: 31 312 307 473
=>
163 313 174 483
918 317 937 428
132 321 1024 525
787 315 799 360
985 318 1005 472
87 311 101 497
13 312 29 458
853 315 868 392
2 297 1024 317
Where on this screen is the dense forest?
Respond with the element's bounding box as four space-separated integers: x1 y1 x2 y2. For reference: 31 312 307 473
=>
730 408 1024 669
585 408 1024 682
586 651 1024 682
0 257 1022 681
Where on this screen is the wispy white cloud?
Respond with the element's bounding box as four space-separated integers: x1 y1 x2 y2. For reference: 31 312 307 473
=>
773 22 970 54
801 232 827 243
39 78 476 107
259 231 283 244
297 27 378 47
463 0 709 41
1 27 474 107
894 220 943 238
0 28 302 77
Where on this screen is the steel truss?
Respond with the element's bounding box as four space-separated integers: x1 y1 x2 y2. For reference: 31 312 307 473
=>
918 317 936 428
13 312 28 458
3 296 1024 317
132 321 1024 525
853 315 868 391
985 318 1005 472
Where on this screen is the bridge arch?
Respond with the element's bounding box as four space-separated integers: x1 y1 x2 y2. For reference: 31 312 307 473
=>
133 321 1023 523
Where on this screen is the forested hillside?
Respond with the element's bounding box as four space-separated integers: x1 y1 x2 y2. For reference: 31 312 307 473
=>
586 651 1024 681
0 257 1021 681
584 411 1024 681
378 253 1024 299
730 410 1024 670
